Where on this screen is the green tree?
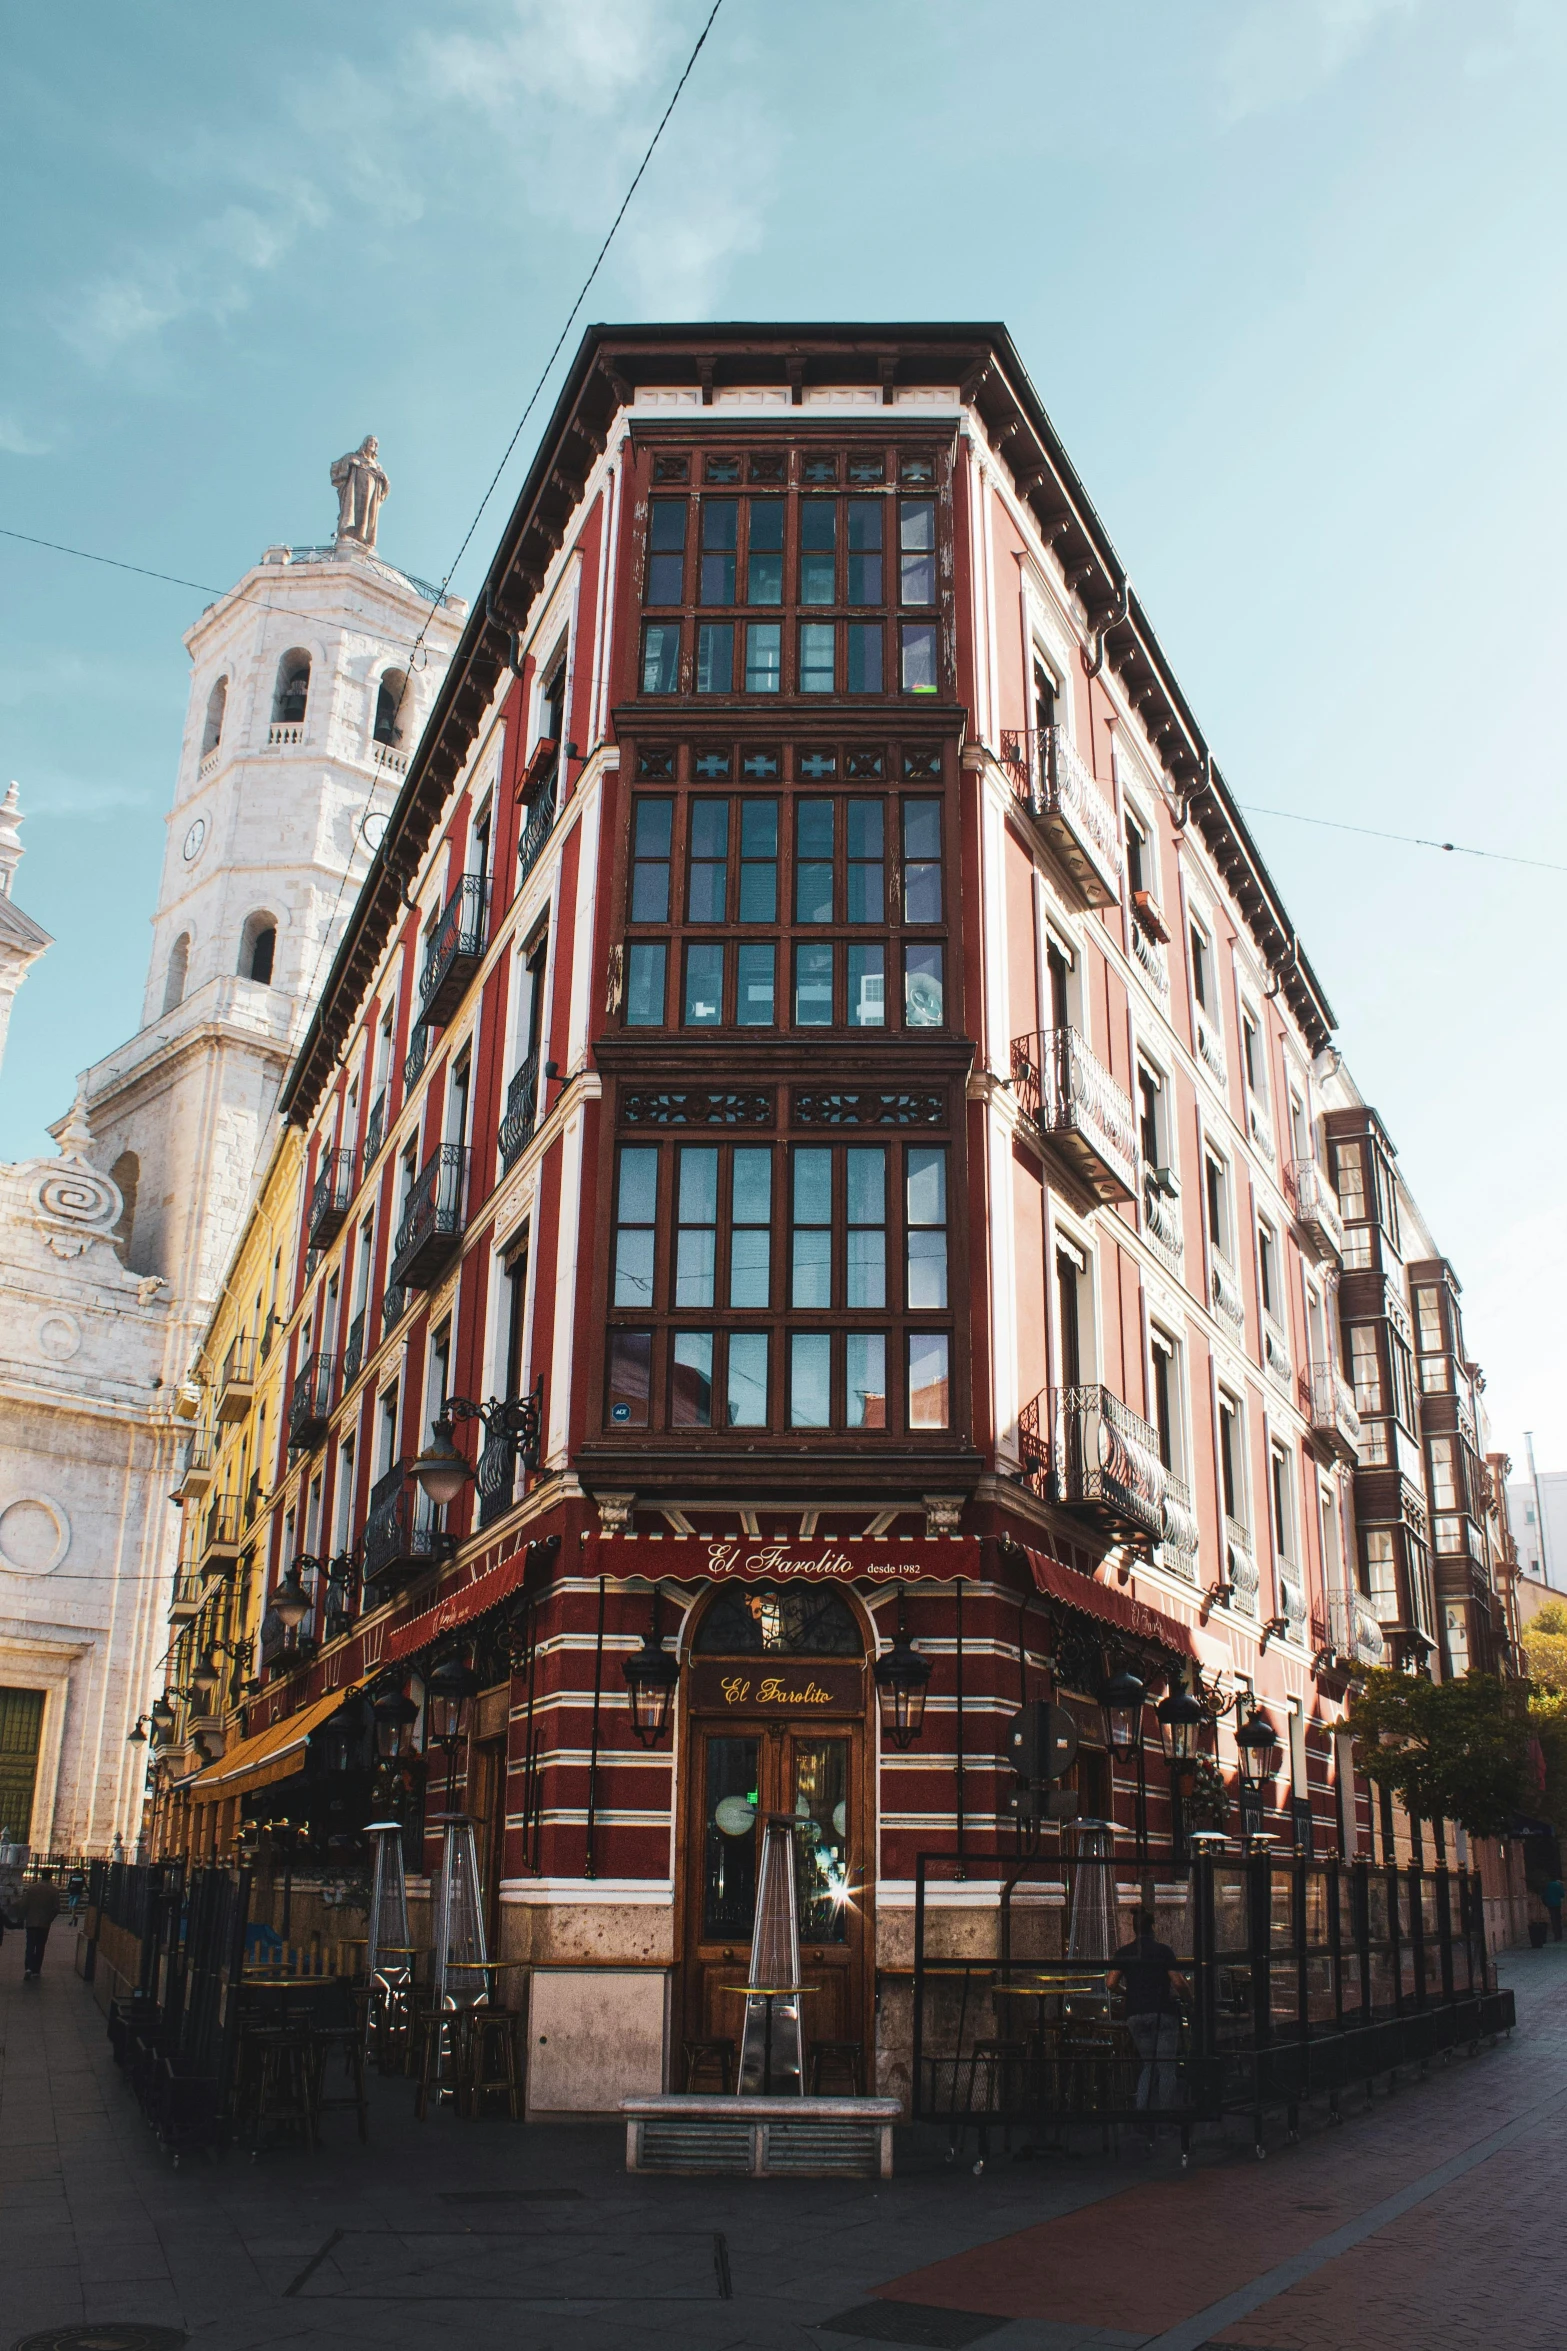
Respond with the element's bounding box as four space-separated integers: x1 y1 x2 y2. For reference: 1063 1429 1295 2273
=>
1345 1670 1534 1839
1521 1602 1567 1695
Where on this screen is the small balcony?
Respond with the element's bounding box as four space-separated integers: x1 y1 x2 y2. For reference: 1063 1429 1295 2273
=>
363 1089 387 1164
1315 1592 1386 1674
1210 1256 1246 1337
387 1143 469 1291
517 765 559 889
307 1148 357 1249
477 1427 522 1529
997 726 1122 907
169 1572 203 1624
198 1500 242 1577
1195 1007 1226 1087
419 874 490 1027
1141 1170 1182 1270
1225 1518 1259 1610
323 1556 361 1643
175 1432 215 1505
1018 1383 1166 1546
1158 1470 1200 1582
1284 1159 1344 1264
1300 1361 1361 1463
382 1282 411 1335
362 1461 447 1598
1011 1029 1138 1205
266 722 304 750
216 1337 257 1424
343 1307 366 1385
404 1020 430 1092
498 1054 540 1172
287 1352 335 1452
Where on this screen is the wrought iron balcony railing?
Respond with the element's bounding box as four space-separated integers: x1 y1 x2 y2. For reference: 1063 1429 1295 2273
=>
419 874 491 1027
323 1554 361 1643
1018 1383 1165 1545
388 1143 469 1291
1225 1517 1259 1609
1300 1360 1361 1463
1130 916 1171 1001
1283 1158 1344 1264
517 765 559 889
382 1282 410 1335
997 725 1122 907
307 1148 357 1249
176 1432 215 1503
362 1461 446 1597
1316 1592 1386 1673
216 1336 257 1424
363 1088 387 1164
1142 1173 1183 1269
403 1019 430 1092
199 1499 242 1573
1159 1470 1200 1582
477 1426 521 1528
1195 1007 1227 1086
169 1572 203 1624
342 1307 366 1385
287 1352 335 1452
1010 1028 1138 1204
1210 1256 1246 1336
498 1053 540 1172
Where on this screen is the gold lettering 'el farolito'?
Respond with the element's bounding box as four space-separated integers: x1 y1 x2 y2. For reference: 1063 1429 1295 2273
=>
757 1677 831 1706
720 1675 751 1705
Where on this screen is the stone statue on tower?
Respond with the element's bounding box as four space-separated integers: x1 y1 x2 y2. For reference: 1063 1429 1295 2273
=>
330 435 389 548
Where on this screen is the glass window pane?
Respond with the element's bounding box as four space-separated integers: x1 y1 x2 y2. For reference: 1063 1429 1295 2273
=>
703 1737 759 1936
792 1231 832 1309
727 1333 769 1427
800 498 836 604
671 1332 714 1426
790 1333 832 1428
794 1738 851 1941
907 1230 948 1308
847 1145 886 1226
683 943 724 1026
899 499 936 604
901 622 939 694
679 1146 719 1225
846 624 883 693
907 1145 947 1226
729 1228 771 1309
903 800 942 921
738 852 777 924
646 552 684 603
625 942 666 1026
908 1331 950 1429
632 865 669 922
690 800 728 859
635 797 673 855
847 798 884 859
904 943 944 1027
700 499 737 603
744 622 781 693
746 499 784 604
847 499 883 604
640 623 680 693
793 1147 832 1225
613 1230 655 1307
740 798 778 856
799 622 836 692
650 500 687 551
618 1145 659 1226
846 1334 887 1430
736 942 775 1026
732 1147 772 1226
675 1229 715 1307
607 1330 651 1428
848 944 885 1027
796 800 834 922
793 941 834 1026
687 800 728 921
696 623 734 694
847 1230 885 1309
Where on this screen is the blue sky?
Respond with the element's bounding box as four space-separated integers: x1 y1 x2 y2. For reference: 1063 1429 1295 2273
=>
2 0 1564 1463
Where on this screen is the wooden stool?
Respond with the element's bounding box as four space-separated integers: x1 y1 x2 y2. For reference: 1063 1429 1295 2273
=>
807 2041 863 2096
463 2008 522 2119
682 2037 736 2093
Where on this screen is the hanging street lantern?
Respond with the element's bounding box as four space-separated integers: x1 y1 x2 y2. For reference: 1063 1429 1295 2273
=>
622 1630 679 1747
149 1695 177 1738
372 1682 419 1761
424 1650 480 1747
271 1563 313 1630
189 1648 222 1703
126 1716 149 1745
874 1602 933 1752
1099 1666 1146 1754
410 1411 473 1508
1157 1688 1207 1766
1236 1706 1281 1788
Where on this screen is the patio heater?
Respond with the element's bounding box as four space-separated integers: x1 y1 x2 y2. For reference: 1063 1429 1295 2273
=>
1066 1817 1118 1964
736 1815 806 2096
364 1818 414 2064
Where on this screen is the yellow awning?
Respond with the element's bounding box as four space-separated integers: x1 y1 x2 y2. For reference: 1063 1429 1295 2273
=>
187 1682 363 1801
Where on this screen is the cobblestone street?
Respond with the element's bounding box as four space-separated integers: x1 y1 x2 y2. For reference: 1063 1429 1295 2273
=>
3 1928 1560 2351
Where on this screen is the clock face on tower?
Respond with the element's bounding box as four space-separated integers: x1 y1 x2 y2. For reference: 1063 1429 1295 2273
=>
182 818 207 864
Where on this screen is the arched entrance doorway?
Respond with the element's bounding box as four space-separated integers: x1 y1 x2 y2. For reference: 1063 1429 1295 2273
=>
679 1583 873 2088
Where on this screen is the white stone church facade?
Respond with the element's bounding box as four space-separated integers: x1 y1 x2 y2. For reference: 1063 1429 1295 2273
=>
0 453 461 1854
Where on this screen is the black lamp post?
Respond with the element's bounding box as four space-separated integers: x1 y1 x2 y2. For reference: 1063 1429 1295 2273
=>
622 1589 679 1748
1099 1664 1147 1863
874 1596 932 1751
1157 1686 1209 1862
371 1682 419 1762
425 1649 479 1812
1236 1704 1281 1846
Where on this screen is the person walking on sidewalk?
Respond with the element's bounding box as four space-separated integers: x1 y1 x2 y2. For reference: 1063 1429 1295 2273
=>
1543 1876 1565 1943
21 1869 60 1980
1108 1906 1190 2117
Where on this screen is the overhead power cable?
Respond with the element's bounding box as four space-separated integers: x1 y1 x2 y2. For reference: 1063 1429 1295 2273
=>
1236 799 1567 877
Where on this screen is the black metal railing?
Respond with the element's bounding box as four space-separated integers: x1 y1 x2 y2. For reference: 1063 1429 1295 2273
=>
361 1460 446 1595
1011 1028 1138 1204
498 1053 540 1171
419 873 490 1025
363 1089 387 1164
387 1143 469 1290
307 1148 356 1248
1018 1383 1166 1543
403 1019 429 1092
103 1861 252 2160
381 1282 410 1334
517 767 558 888
477 1428 520 1527
323 1553 361 1643
997 724 1122 907
287 1352 335 1452
342 1307 366 1383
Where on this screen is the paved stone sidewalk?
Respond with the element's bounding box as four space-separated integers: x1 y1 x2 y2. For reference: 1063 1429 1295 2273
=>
0 1927 1558 2351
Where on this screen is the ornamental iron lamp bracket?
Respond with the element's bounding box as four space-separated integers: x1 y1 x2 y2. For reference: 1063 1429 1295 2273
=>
410 1376 546 1505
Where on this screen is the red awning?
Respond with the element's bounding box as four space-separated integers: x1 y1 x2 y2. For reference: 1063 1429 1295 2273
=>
1026 1548 1198 1659
385 1554 526 1662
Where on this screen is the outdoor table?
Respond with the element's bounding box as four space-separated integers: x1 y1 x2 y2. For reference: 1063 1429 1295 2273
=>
441 1957 524 2006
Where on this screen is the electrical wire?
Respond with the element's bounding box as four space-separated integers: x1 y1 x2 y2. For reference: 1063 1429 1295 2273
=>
1235 798 1567 876
299 0 729 1010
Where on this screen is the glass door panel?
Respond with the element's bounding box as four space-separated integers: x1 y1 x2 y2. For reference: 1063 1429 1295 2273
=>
793 1737 850 1945
703 1736 760 1940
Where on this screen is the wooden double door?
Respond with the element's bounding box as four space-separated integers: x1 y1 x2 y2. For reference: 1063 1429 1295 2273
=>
683 1712 871 2073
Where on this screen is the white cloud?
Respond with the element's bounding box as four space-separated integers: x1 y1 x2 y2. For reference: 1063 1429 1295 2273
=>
0 415 51 456
54 184 329 365
1218 0 1424 122
1456 1206 1567 1473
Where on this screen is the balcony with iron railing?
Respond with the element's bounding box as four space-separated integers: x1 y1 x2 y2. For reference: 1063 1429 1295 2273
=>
343 1307 366 1385
517 758 560 889
1010 1029 1138 1205
216 1336 257 1424
198 1499 242 1576
1129 906 1171 1002
996 726 1122 908
362 1460 447 1597
1018 1384 1166 1546
1315 1591 1386 1673
419 874 491 1027
382 1282 410 1335
403 1019 430 1092
1283 1158 1344 1264
478 1427 522 1528
1263 1323 1293 1386
387 1143 469 1290
307 1148 357 1249
169 1571 203 1624
363 1088 387 1164
323 1554 361 1643
1247 1093 1275 1163
498 1053 540 1173
1225 1517 1259 1609
287 1352 335 1453
175 1430 215 1504
1300 1361 1361 1463
1158 1471 1200 1582
1141 1169 1183 1271
1194 1006 1227 1087
1209 1256 1246 1337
